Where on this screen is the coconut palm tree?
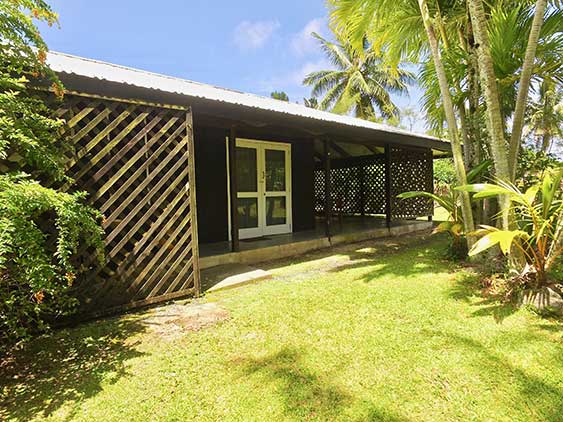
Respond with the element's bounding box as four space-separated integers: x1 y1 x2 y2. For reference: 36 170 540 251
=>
526 79 563 153
509 0 548 179
302 33 414 121
329 0 477 237
329 0 562 231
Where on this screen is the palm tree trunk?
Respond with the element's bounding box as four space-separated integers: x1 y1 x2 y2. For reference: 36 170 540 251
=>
467 0 511 229
417 0 475 238
458 104 472 170
509 0 548 179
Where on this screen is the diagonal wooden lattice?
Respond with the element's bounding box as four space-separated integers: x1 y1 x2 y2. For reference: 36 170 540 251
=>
56 95 200 313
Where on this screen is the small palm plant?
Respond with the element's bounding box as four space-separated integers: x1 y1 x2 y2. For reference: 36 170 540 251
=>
398 161 491 260
457 167 563 289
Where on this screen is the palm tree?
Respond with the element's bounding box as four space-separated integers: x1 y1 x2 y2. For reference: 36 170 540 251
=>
526 79 563 153
416 0 475 237
467 0 512 229
303 33 414 121
509 0 548 178
330 0 476 237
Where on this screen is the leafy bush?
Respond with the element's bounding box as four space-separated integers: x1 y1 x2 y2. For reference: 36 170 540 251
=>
434 158 457 187
515 147 561 191
458 168 563 291
0 1 104 353
0 175 104 349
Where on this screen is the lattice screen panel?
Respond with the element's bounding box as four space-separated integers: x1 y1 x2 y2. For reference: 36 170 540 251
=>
362 158 386 214
56 95 199 313
314 155 386 215
315 147 433 220
389 146 433 219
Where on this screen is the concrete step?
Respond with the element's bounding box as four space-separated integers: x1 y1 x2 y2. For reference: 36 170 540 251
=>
203 264 273 293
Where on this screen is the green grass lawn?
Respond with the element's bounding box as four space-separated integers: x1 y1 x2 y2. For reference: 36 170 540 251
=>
2 234 563 422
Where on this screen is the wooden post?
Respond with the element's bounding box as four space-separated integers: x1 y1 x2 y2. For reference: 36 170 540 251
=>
384 143 392 228
359 165 366 218
428 151 435 222
185 108 201 294
323 139 332 239
228 126 240 252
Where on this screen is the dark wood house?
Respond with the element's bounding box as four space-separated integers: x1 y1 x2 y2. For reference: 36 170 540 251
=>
45 52 451 315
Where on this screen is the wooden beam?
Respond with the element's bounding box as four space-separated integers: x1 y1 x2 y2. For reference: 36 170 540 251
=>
384 143 392 228
314 153 385 170
323 139 332 239
228 126 240 252
329 141 351 158
365 144 380 154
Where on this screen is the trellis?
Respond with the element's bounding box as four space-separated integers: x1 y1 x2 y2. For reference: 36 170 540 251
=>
314 146 433 220
314 155 386 215
389 146 434 219
56 94 200 314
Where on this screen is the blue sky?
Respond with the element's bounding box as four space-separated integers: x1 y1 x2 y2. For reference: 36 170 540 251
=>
40 0 424 131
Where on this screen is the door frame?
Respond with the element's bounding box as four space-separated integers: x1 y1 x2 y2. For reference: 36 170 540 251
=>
226 137 292 240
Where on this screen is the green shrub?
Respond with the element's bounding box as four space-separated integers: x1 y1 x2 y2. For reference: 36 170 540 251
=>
0 175 104 349
0 1 104 353
458 168 563 290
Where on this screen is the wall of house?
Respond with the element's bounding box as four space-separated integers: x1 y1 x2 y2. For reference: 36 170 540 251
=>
194 126 230 244
194 125 315 244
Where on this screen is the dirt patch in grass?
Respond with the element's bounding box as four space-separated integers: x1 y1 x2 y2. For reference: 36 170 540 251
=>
141 302 229 339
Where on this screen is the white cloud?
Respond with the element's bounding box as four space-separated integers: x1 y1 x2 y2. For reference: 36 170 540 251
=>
257 58 334 101
290 58 333 85
233 20 280 51
291 18 326 56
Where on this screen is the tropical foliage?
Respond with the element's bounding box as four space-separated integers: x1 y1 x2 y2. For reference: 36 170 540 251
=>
398 160 491 260
525 79 563 153
329 0 563 233
458 168 563 291
303 33 413 121
270 91 289 101
0 0 104 353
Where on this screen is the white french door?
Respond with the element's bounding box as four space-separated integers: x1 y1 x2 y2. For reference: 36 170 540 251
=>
231 139 292 239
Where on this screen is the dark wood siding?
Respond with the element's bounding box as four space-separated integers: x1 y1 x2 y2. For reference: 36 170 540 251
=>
291 140 315 232
194 127 316 243
194 126 229 243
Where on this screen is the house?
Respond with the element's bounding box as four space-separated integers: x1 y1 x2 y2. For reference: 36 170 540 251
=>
44 52 450 315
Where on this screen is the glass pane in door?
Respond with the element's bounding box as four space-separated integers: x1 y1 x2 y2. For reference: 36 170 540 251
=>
266 197 286 226
265 149 286 191
237 198 258 228
236 147 257 192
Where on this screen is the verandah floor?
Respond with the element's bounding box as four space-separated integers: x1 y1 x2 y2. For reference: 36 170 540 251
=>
199 216 432 271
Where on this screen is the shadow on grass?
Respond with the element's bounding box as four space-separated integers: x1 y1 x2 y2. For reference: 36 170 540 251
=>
323 234 454 283
448 272 520 322
233 348 349 420
430 331 563 421
0 317 146 422
232 347 413 422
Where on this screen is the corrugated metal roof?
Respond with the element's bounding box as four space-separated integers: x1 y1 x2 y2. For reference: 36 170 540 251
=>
46 51 446 146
